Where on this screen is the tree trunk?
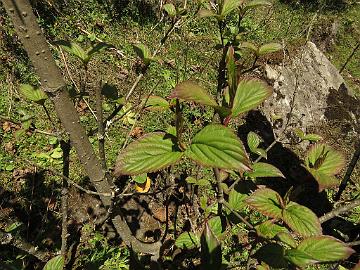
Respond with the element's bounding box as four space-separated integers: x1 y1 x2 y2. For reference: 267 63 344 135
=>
1 0 160 258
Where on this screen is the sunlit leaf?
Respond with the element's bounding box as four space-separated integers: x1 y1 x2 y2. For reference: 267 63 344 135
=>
276 232 297 248
43 255 64 270
133 173 147 184
133 44 153 65
19 84 48 105
186 124 251 171
143 96 170 111
239 41 258 53
201 223 222 269
255 220 288 239
282 202 322 237
246 162 284 178
285 248 317 268
163 3 177 17
5 222 23 233
232 79 272 117
246 188 283 218
247 131 261 150
114 133 183 175
198 9 217 18
55 40 88 64
302 133 322 142
208 216 224 238
228 186 248 211
87 42 112 59
258 43 282 56
175 232 200 249
169 81 218 107
220 0 244 19
226 46 237 100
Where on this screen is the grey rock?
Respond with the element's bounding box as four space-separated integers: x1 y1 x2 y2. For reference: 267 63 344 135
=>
262 41 359 148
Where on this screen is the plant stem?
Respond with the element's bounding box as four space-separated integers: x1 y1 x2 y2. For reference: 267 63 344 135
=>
96 81 107 170
319 199 360 223
340 42 359 73
222 200 254 229
213 168 224 216
335 140 360 201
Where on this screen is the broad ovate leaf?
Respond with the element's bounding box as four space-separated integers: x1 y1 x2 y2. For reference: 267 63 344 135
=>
297 236 355 262
201 223 222 269
208 216 225 238
246 188 283 219
286 236 355 267
228 186 248 211
246 162 284 178
198 9 217 18
87 42 112 60
232 79 272 117
255 220 288 239
258 43 282 56
143 96 170 111
247 131 261 150
305 143 345 190
133 173 147 184
175 232 200 249
163 3 176 17
133 44 152 64
239 41 258 53
186 124 251 171
55 40 88 63
276 232 297 248
19 84 48 105
220 0 244 19
43 255 64 270
302 133 322 142
282 202 322 237
114 133 183 175
169 81 218 107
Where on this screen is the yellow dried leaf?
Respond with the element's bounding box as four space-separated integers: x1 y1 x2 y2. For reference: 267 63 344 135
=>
135 177 151 193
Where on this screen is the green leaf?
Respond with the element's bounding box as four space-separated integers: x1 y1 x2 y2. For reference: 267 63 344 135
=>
247 131 261 150
133 173 147 184
228 186 248 211
255 243 288 268
55 41 88 64
305 144 345 191
243 0 272 11
246 162 285 178
169 81 218 107
285 249 317 268
163 3 176 17
114 133 183 175
198 9 217 18
276 232 297 248
239 41 258 53
201 223 222 269
246 188 283 219
258 43 282 56
186 124 251 171
133 44 152 65
297 236 355 263
19 84 48 105
50 148 63 159
255 220 288 239
208 216 224 238
302 133 323 142
87 42 112 59
175 232 200 249
143 96 170 111
43 255 64 270
282 201 322 237
226 46 237 100
5 222 23 233
220 0 243 19
232 79 272 117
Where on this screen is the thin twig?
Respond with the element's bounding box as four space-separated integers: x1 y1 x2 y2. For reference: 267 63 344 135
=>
222 200 254 229
319 199 360 223
340 42 360 74
96 80 107 170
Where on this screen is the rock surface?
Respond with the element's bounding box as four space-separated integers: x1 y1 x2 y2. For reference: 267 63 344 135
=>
262 41 359 147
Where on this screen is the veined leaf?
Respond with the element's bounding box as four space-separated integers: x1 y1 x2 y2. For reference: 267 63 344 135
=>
19 84 48 105
186 124 251 171
169 81 218 107
243 0 272 11
302 133 322 142
297 236 355 263
246 188 283 218
175 232 200 249
201 223 222 269
285 248 317 268
305 144 345 190
43 255 64 270
246 162 284 178
258 43 282 56
255 220 288 239
220 0 244 19
247 131 261 150
282 202 322 237
232 79 272 117
226 46 237 100
228 186 248 211
239 41 258 53
114 133 183 175
208 216 225 238
133 44 152 65
276 232 297 248
55 40 88 64
143 96 170 111
163 3 176 17
133 173 147 184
